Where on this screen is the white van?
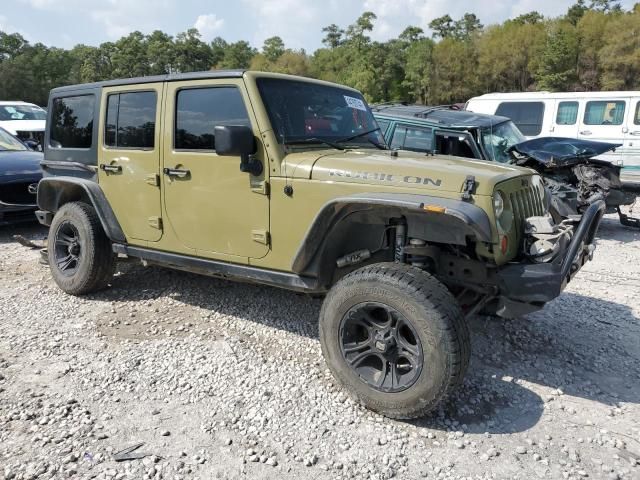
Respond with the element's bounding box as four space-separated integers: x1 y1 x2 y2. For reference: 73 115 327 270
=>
0 101 46 146
465 92 640 180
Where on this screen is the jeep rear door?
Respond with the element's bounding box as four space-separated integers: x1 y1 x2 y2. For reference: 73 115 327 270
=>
98 83 164 242
161 79 269 260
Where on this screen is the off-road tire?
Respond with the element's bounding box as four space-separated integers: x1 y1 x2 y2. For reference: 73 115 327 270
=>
48 202 115 295
319 262 470 419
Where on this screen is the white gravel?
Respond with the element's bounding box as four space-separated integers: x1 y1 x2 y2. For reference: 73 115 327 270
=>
1 212 639 480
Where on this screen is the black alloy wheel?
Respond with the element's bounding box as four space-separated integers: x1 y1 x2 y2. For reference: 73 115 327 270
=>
53 221 82 276
339 302 423 393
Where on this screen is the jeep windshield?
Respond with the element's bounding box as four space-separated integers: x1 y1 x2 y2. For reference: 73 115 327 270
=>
0 127 27 151
479 120 526 163
257 78 385 149
0 104 46 121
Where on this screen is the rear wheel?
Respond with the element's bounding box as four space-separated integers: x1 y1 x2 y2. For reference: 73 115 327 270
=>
48 202 115 295
319 263 470 419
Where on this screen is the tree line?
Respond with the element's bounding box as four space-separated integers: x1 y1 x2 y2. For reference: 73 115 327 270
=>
1 0 639 107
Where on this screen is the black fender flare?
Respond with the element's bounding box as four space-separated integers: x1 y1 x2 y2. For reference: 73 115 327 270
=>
291 192 494 275
37 176 126 243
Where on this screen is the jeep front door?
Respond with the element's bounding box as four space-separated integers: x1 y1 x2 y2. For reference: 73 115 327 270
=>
98 84 163 242
162 80 269 260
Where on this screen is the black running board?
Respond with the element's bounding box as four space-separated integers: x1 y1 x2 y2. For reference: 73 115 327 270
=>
112 244 322 292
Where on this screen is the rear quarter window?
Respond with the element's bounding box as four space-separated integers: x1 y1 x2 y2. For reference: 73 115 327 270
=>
495 102 545 136
50 95 95 149
390 124 433 152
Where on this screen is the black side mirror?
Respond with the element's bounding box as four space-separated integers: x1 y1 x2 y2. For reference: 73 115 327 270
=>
214 125 262 176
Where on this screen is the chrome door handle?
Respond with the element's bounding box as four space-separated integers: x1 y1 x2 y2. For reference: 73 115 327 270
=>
163 167 190 178
630 131 640 136
100 164 122 173
580 130 592 135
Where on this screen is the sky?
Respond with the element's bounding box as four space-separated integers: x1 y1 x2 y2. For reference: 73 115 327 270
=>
1 0 637 52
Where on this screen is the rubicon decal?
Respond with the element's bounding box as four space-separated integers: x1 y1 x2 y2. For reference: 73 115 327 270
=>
329 169 442 187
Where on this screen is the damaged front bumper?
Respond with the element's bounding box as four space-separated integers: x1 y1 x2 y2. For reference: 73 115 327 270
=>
495 200 605 318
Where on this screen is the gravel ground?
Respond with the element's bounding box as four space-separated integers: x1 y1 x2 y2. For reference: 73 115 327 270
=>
1 213 639 480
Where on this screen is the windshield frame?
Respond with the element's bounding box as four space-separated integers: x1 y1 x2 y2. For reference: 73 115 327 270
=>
256 77 386 150
478 120 526 163
0 127 28 151
0 104 47 122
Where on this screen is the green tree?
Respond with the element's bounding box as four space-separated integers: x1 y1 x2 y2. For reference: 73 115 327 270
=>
110 31 149 78
403 37 435 103
262 36 285 61
566 0 588 25
346 12 377 51
398 26 424 43
599 8 640 89
174 28 213 72
0 32 28 61
217 41 256 69
429 14 456 39
147 30 176 74
322 24 344 48
536 22 579 90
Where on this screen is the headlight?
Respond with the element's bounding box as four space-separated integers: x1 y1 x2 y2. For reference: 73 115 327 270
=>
493 190 513 233
493 191 505 218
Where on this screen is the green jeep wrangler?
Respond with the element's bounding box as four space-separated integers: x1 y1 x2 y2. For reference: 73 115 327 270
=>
37 71 604 419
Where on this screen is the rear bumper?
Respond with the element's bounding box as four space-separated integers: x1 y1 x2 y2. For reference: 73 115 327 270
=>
495 200 605 317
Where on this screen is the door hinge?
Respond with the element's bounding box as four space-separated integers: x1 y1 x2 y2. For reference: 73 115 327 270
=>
145 173 160 186
148 216 163 230
251 229 270 245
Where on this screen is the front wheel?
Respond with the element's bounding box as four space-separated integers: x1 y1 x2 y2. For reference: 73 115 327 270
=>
319 263 470 419
47 202 115 295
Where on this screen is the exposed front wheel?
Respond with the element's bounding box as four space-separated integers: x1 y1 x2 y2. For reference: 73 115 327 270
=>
319 263 470 419
47 202 115 295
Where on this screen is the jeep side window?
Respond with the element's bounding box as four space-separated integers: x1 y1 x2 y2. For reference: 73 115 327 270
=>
105 91 156 149
50 95 94 149
495 101 545 136
390 124 433 152
175 87 250 150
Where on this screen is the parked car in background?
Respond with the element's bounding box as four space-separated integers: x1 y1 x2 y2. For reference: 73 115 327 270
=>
373 104 639 228
0 126 43 225
0 101 46 149
465 92 640 181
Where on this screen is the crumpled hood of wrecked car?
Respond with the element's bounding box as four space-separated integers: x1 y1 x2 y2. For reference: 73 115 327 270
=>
509 137 620 167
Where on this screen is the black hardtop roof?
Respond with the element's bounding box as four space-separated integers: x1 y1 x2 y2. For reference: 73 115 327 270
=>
373 104 510 129
50 69 246 93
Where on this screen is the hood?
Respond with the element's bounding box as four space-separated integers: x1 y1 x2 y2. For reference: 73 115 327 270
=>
0 150 44 182
284 148 530 196
0 120 46 135
509 137 620 168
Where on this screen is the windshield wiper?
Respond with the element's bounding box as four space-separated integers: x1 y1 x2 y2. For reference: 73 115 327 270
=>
336 127 382 144
284 138 345 151
335 127 388 150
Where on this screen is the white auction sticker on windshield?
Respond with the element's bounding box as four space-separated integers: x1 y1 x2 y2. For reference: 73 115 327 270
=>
344 95 367 112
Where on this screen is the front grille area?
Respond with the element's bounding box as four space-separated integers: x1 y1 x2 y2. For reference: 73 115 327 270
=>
16 130 45 146
0 182 37 205
509 181 546 226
